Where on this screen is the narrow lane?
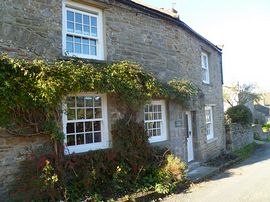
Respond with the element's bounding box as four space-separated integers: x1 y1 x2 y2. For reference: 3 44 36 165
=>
163 142 270 202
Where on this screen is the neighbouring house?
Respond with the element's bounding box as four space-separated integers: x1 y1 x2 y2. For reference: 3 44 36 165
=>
0 0 225 194
254 104 270 124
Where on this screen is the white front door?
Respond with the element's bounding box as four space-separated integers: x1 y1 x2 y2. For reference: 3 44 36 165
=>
185 111 194 162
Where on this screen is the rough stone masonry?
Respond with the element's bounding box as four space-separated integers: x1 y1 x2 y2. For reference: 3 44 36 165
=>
0 0 225 197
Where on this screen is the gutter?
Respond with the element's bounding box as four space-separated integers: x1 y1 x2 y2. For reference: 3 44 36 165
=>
116 0 222 53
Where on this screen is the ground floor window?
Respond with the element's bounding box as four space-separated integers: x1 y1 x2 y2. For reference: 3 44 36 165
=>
205 106 214 140
62 94 108 154
144 100 167 143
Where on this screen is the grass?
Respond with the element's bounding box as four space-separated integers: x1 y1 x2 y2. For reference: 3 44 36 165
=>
234 142 259 159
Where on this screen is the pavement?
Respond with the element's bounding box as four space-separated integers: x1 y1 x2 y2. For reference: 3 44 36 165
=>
162 141 270 202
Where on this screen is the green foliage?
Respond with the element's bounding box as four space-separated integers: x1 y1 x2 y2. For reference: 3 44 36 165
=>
225 105 253 125
262 121 270 132
234 142 259 159
165 79 198 105
11 119 187 201
154 154 187 194
0 55 197 139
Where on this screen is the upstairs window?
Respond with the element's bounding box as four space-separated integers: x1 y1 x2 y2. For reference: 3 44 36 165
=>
201 52 209 84
144 100 167 143
205 106 214 140
63 0 104 60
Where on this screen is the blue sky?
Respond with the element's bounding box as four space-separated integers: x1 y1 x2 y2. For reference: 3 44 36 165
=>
142 0 270 92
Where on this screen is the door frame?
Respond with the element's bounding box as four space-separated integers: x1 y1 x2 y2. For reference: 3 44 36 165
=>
185 111 194 162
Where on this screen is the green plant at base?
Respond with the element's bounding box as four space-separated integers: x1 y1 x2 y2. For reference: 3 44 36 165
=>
234 142 259 159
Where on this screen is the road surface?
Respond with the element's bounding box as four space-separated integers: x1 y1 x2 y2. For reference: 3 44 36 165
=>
163 142 270 202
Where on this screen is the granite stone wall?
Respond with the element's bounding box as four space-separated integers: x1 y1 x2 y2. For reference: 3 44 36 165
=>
226 123 254 151
0 0 225 164
0 129 50 199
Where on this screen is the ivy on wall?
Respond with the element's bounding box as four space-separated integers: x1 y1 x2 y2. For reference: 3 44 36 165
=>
0 55 197 139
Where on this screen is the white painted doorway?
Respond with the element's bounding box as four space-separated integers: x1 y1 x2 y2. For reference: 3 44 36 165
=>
185 111 194 162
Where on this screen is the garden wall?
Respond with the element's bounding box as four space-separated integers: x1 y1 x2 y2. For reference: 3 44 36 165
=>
225 123 254 151
0 129 50 199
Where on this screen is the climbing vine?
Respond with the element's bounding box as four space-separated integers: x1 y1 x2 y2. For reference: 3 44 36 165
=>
0 55 197 139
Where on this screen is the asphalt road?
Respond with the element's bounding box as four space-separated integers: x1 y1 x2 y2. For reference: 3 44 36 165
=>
163 142 270 202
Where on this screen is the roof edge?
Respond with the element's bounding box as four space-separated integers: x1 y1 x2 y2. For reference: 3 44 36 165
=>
116 0 222 53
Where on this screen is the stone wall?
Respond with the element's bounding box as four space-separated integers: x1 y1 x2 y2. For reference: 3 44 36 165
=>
0 0 225 161
225 124 254 151
0 129 50 199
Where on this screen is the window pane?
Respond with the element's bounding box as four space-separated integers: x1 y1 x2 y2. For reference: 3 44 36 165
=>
77 134 84 145
75 23 82 34
153 129 156 136
83 25 90 35
75 43 81 53
94 132 101 143
90 39 96 46
86 133 93 143
86 108 94 119
76 122 84 133
144 105 149 112
82 38 89 45
85 122 93 132
77 108 84 119
67 11 74 21
94 96 101 107
145 113 149 121
75 37 81 43
94 108 102 118
67 135 75 146
66 42 73 53
83 15 89 25
67 109 75 120
85 96 93 107
66 96 75 108
67 22 74 32
94 121 101 131
77 96 84 107
67 123 75 134
156 129 161 136
91 16 97 26
90 46 96 56
91 27 97 37
75 13 82 23
83 45 89 54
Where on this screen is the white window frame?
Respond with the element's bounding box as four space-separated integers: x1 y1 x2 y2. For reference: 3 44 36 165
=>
144 100 168 143
205 106 214 140
62 0 104 60
201 52 210 84
62 93 109 154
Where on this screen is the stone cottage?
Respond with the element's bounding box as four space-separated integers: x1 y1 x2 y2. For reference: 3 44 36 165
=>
0 0 225 193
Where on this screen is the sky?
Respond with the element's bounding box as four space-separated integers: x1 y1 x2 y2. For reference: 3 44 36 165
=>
142 0 270 92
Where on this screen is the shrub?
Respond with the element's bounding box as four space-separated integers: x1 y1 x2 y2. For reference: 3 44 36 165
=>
225 105 252 125
10 118 187 201
262 121 270 132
